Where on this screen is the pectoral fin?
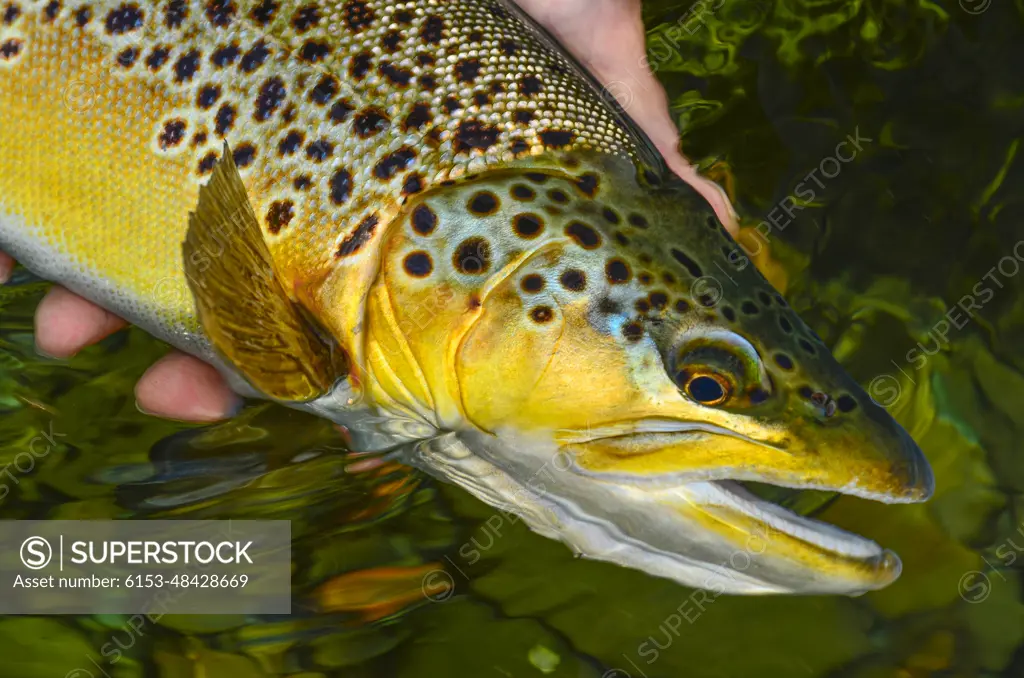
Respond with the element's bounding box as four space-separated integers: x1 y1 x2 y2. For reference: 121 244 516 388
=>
182 143 346 402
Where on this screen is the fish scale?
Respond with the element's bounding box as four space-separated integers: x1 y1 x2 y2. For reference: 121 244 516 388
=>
0 0 935 595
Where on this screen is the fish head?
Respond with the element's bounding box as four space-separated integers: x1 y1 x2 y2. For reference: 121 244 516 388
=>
367 154 933 594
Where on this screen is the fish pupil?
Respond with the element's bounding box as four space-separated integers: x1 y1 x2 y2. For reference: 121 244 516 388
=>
687 375 726 404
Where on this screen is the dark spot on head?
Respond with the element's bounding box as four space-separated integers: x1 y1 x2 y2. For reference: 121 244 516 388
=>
540 129 575 148
403 251 433 278
416 52 436 67
521 274 545 293
146 46 171 70
525 173 548 184
697 294 716 307
381 29 403 52
547 189 569 204
353 108 389 138
468 29 484 42
512 213 543 239
444 97 461 115
411 205 437 235
116 47 138 67
468 191 499 216
741 301 759 315
837 395 857 413
674 299 691 314
509 139 530 155
473 91 491 107
211 44 239 67
779 316 794 334
798 338 816 355
455 119 500 153
722 306 736 322
254 76 287 121
240 40 270 72
560 269 586 292
629 213 649 229
530 306 554 324
402 173 424 196
635 299 651 313
670 248 702 278
623 322 643 342
421 14 444 43
250 0 276 25
158 118 186 149
299 39 329 63
163 0 185 27
232 143 255 167
329 167 352 205
173 49 201 83
598 209 621 227
453 237 492 275
774 353 794 370
347 51 372 80
511 184 535 201
750 388 769 404
214 103 236 136
342 0 374 31
419 73 438 91
197 84 220 108
293 175 312 191
606 259 630 284
649 292 668 310
455 57 482 83
265 200 294 234
205 0 236 27
566 221 601 250
373 146 416 180
520 74 542 96
336 213 379 257
190 131 208 147
706 214 720 230
757 290 773 307
575 173 599 197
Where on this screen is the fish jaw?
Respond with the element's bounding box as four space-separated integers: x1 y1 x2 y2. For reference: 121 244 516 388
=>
410 429 904 595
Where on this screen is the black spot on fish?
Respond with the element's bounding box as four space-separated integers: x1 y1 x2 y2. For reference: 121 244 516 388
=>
540 129 574 148
520 74 542 96
158 119 186 148
798 338 816 356
837 395 857 412
670 248 702 278
265 200 293 234
105 3 144 34
404 251 433 278
521 274 545 293
453 238 491 275
336 213 379 257
299 39 329 63
197 152 217 174
173 49 201 83
293 175 312 191
353 108 389 138
214 103 236 136
240 41 270 72
530 306 554 324
117 47 139 68
722 306 736 322
74 5 92 26
164 0 186 27
329 167 352 205
403 103 432 132
514 110 534 125
250 0 276 25
674 299 691 314
560 269 586 292
232 143 255 167
741 301 759 315
402 173 424 196
43 1 60 22
342 0 374 32
622 322 644 342
606 259 630 284
575 173 599 197
499 38 518 55
291 3 319 32
548 189 569 204
308 76 337 105
374 146 416 180
146 46 171 71
774 353 794 370
305 138 333 161
205 0 236 27
455 57 483 83
197 84 220 108
421 14 444 43
211 44 239 67
511 184 535 201
455 120 500 153
513 214 543 239
468 191 499 216
649 292 668 310
254 76 286 121
411 205 437 235
328 99 355 124
379 62 413 87
566 221 601 249
277 130 303 155
629 213 649 229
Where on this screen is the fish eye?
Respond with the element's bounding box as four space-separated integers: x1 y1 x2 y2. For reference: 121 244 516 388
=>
682 372 731 406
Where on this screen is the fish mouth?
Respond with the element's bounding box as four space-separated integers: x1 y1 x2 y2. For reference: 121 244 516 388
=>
411 419 930 595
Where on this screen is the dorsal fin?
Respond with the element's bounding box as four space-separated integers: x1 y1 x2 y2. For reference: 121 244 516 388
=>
182 143 347 402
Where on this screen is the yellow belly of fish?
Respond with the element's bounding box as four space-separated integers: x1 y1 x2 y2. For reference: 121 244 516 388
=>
0 20 203 337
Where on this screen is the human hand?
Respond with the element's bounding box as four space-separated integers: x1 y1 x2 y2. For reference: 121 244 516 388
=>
0 0 737 423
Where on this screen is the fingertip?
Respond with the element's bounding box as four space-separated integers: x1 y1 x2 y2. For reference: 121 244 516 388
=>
35 286 127 358
0 251 13 284
135 352 243 422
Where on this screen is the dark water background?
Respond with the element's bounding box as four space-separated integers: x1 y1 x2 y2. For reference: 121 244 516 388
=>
2 0 1024 675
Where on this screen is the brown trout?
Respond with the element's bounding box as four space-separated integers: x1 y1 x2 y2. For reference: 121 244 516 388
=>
0 0 933 594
